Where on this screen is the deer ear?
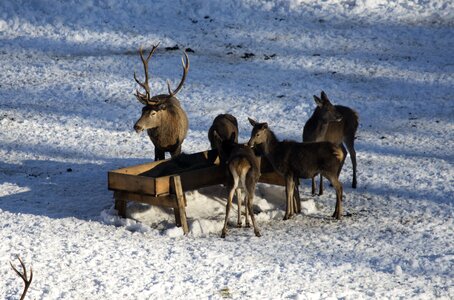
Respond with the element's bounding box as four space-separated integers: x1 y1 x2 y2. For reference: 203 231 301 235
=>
262 122 268 129
159 103 167 110
213 130 221 140
313 95 323 107
248 117 257 126
320 91 331 104
229 132 236 142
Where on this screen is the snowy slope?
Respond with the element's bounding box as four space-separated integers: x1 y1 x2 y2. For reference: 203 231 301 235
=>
1 0 453 299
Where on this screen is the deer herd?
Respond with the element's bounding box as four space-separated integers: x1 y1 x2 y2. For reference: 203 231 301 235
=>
132 43 359 238
9 43 359 300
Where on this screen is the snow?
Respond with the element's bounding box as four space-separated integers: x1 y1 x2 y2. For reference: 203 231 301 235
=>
1 0 453 299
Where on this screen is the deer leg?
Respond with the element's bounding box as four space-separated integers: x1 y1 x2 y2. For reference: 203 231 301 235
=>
284 183 289 220
244 190 251 228
325 175 343 220
319 174 324 195
344 140 357 188
326 145 346 192
154 148 165 161
294 180 301 214
222 186 235 238
284 176 295 220
246 188 261 237
236 188 242 228
311 177 316 195
170 144 182 158
289 178 295 218
292 178 299 215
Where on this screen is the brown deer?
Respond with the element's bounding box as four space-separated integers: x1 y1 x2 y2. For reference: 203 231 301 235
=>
213 131 261 238
208 114 239 151
208 114 244 230
248 118 345 220
133 43 190 161
303 91 359 195
10 256 33 300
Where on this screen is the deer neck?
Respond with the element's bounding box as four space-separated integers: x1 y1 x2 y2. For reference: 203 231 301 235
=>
315 122 329 141
263 129 280 162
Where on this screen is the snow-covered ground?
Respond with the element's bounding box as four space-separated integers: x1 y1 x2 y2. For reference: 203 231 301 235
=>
1 0 453 299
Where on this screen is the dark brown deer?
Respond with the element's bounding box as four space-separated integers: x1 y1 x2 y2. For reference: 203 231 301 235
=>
208 114 239 151
303 91 359 195
248 118 345 220
10 256 33 300
213 132 261 238
208 114 243 230
133 43 189 161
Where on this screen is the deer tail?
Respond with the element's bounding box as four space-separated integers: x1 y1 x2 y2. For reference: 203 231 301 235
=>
230 158 251 188
333 145 345 163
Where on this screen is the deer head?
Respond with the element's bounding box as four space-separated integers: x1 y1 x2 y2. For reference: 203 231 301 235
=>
313 91 343 124
247 117 272 156
133 43 189 133
302 91 343 142
212 130 237 163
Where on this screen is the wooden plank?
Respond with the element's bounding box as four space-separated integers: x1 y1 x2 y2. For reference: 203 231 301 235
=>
108 172 156 195
172 176 189 235
155 176 171 196
114 191 177 208
111 159 168 175
114 191 127 218
180 165 226 191
174 208 182 227
259 172 286 186
108 149 222 197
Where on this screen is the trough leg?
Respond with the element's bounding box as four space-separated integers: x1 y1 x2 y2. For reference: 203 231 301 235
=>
171 176 189 235
114 192 127 218
174 208 182 227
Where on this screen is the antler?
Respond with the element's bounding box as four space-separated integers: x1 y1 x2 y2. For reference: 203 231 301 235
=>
134 43 160 104
10 256 33 300
167 51 190 97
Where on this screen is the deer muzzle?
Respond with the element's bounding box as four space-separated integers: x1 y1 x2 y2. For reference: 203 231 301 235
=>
134 124 144 133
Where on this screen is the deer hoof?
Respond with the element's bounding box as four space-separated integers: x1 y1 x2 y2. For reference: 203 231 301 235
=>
255 230 261 237
245 223 251 228
236 223 242 228
352 182 357 189
332 212 342 220
221 231 227 238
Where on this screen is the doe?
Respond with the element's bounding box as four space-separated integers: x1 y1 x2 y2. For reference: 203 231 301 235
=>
303 91 359 195
248 118 345 220
213 131 261 237
208 113 239 151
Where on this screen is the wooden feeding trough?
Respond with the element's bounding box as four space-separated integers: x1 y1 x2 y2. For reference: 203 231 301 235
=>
108 149 290 234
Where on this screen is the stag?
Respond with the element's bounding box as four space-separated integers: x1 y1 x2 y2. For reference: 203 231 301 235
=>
10 256 33 300
208 114 239 151
213 131 261 237
303 91 359 195
248 118 345 220
133 43 189 161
